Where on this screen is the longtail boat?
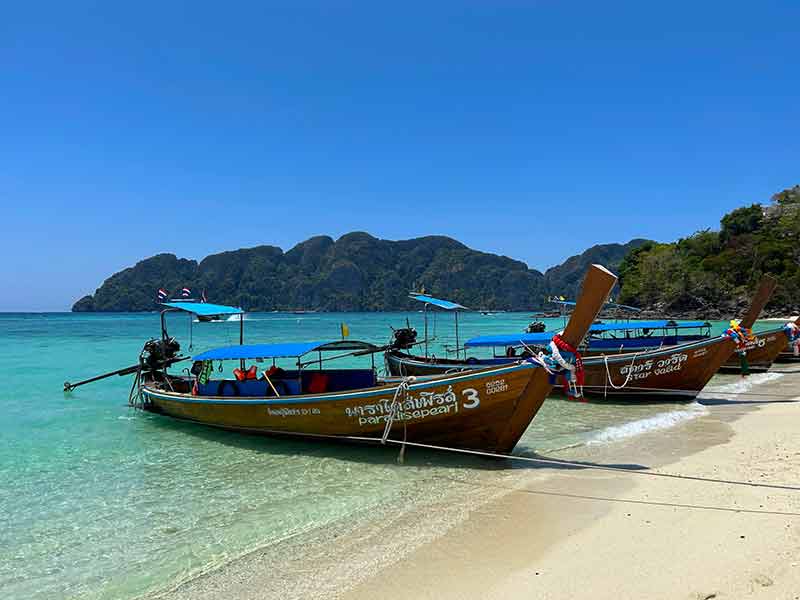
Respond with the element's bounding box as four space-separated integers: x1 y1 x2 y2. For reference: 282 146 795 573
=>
66 266 616 453
579 318 792 374
386 276 778 401
718 318 799 373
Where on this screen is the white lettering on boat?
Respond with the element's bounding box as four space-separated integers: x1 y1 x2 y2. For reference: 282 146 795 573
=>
741 337 767 351
268 407 321 417
462 388 480 409
345 385 483 427
619 352 688 380
485 379 508 395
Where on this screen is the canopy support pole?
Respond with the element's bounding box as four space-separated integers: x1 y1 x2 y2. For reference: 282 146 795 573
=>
454 310 460 359
160 310 169 342
424 304 429 358
239 313 245 371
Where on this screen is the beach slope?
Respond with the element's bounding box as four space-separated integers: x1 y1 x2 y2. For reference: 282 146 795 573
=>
345 375 800 600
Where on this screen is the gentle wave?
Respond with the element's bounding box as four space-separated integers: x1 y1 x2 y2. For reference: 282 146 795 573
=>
701 371 784 396
589 371 787 445
588 403 709 444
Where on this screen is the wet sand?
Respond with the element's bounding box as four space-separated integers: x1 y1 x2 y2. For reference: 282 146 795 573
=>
154 368 800 600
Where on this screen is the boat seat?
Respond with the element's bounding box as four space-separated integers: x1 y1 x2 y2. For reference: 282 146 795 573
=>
300 369 376 393
195 369 376 397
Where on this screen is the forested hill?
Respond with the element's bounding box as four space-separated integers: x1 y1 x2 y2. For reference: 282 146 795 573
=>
72 233 645 312
543 239 650 300
618 185 800 318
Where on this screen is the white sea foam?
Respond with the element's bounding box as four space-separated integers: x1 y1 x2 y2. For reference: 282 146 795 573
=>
589 403 709 445
700 372 784 397
589 371 789 445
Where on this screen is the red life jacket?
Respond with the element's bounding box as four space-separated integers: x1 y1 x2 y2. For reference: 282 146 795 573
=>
233 365 258 381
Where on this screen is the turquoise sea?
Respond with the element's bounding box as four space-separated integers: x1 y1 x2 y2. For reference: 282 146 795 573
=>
0 312 776 599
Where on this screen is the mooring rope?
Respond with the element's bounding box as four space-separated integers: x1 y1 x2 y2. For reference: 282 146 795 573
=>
574 383 800 400
442 476 800 517
602 351 642 396
372 438 800 491
232 425 800 492
381 376 416 444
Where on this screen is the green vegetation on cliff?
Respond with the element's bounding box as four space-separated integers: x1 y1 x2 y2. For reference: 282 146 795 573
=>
73 234 546 312
618 185 800 317
543 239 650 300
73 233 646 312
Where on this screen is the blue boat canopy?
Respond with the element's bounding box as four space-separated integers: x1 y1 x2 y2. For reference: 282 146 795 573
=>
550 299 642 312
161 301 243 316
192 340 380 361
409 293 467 311
465 332 555 348
588 320 710 333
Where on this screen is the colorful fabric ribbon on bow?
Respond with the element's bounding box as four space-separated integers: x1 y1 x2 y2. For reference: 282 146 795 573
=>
529 333 585 400
724 320 756 376
785 322 800 357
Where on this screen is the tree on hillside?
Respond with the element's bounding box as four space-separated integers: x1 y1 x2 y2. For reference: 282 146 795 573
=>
720 204 763 242
772 185 800 206
618 184 800 316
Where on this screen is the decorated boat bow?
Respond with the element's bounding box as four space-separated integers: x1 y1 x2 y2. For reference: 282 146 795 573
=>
723 319 757 375
785 321 800 357
525 333 585 400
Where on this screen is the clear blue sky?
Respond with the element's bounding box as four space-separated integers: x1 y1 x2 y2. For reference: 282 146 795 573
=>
1 1 798 311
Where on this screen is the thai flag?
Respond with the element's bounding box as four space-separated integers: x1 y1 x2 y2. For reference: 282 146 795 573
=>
157 288 169 300
181 287 191 298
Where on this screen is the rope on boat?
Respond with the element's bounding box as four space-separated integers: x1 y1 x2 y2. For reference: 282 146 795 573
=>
572 383 800 400
602 351 642 397
443 476 800 517
381 376 416 463
127 365 143 408
370 438 800 492
243 427 800 492
521 340 583 400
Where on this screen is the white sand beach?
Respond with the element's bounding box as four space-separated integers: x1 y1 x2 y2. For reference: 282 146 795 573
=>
345 368 800 600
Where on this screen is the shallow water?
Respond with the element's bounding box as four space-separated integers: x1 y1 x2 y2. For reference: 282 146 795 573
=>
0 312 780 599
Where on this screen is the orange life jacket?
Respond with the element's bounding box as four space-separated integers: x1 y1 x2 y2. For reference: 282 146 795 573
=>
233 365 258 381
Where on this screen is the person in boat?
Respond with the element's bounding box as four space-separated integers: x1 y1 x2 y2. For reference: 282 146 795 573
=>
506 346 517 357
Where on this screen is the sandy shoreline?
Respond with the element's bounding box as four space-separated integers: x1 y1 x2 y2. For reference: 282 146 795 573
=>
155 368 800 600
345 367 800 600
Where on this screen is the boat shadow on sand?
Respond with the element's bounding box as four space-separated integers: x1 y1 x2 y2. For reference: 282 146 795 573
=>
698 396 799 406
143 413 650 474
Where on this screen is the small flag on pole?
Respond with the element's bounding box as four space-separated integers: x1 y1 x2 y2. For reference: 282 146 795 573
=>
341 323 350 339
181 287 191 298
157 288 169 300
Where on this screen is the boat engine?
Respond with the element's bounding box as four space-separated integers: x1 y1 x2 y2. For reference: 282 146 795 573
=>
140 337 181 371
525 321 546 333
391 326 418 349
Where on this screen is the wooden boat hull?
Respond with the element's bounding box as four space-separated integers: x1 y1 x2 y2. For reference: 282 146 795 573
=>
141 362 553 454
580 337 735 400
387 335 738 402
718 328 788 373
776 349 800 363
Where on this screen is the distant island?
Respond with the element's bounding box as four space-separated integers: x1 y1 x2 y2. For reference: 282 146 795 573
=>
73 185 799 317
72 235 646 312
